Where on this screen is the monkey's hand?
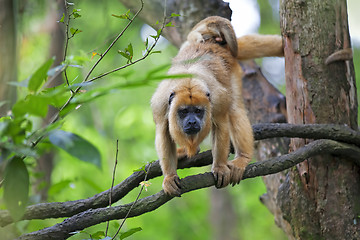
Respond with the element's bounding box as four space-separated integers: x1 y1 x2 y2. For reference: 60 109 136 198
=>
211 164 231 188
163 174 182 197
227 156 249 186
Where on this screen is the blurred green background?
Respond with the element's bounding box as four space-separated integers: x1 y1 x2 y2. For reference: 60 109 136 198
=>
1 0 359 239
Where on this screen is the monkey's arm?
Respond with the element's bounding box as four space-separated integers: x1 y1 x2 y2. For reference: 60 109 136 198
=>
211 114 232 188
154 122 181 196
237 34 284 60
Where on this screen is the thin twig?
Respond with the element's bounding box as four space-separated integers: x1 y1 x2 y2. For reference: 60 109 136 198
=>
105 140 119 236
111 162 152 240
31 0 145 147
62 0 72 88
86 9 168 83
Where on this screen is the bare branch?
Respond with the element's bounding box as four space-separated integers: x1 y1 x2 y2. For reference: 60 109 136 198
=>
253 123 360 146
1 123 359 228
16 139 360 240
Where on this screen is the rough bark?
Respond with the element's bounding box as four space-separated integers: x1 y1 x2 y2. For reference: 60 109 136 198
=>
280 0 360 239
119 0 232 47
0 0 17 116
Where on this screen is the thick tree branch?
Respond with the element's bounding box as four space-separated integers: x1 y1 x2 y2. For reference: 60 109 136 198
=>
1 123 359 228
253 123 360 146
17 139 360 240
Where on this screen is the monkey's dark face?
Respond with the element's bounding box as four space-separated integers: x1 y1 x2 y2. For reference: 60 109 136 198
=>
177 105 205 135
167 81 212 156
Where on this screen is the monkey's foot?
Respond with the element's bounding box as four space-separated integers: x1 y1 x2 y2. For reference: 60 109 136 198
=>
211 164 231 188
162 174 182 197
227 157 248 186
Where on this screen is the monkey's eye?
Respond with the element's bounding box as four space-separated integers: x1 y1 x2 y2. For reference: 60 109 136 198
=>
195 108 202 114
179 108 189 114
206 92 210 98
178 108 189 118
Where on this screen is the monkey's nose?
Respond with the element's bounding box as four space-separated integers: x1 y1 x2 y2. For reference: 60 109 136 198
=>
184 121 200 135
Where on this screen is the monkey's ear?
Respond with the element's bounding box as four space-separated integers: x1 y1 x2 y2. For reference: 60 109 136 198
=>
169 92 175 105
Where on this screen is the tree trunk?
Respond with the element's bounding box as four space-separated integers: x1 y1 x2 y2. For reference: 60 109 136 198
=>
0 0 17 116
279 0 359 238
34 0 65 202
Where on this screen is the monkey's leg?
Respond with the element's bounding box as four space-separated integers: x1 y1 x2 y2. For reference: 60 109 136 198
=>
155 123 181 197
228 106 254 186
211 114 231 188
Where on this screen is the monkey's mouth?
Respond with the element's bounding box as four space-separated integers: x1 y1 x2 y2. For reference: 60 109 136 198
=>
184 126 200 135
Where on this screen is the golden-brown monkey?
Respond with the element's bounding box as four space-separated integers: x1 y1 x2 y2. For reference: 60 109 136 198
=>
151 16 283 197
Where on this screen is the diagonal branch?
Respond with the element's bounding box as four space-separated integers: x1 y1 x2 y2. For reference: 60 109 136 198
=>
1 123 359 227
17 139 360 240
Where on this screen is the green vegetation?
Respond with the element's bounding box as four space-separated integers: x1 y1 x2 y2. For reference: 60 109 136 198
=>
1 0 358 239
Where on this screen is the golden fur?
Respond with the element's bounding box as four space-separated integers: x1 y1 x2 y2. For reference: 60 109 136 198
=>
151 16 284 196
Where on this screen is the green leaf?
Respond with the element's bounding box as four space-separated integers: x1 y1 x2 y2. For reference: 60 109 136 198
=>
4 157 29 221
127 43 133 57
28 57 55 93
47 64 66 77
170 13 181 17
120 227 142 240
118 51 131 61
72 9 81 19
0 117 31 144
48 130 101 168
111 9 130 20
73 12 81 19
12 94 49 118
150 50 161 55
38 85 70 108
0 142 38 158
90 231 106 239
59 13 65 23
70 28 82 36
165 22 175 27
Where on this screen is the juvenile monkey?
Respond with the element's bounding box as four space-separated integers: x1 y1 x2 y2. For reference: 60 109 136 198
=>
151 16 284 196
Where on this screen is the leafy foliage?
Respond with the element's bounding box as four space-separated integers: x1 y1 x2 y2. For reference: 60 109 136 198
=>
49 130 101 168
3 157 29 221
0 2 190 239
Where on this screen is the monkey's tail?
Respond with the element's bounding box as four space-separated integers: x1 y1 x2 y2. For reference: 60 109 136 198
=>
236 34 284 60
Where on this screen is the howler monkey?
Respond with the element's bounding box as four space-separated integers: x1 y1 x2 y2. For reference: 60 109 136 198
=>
151 16 283 196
